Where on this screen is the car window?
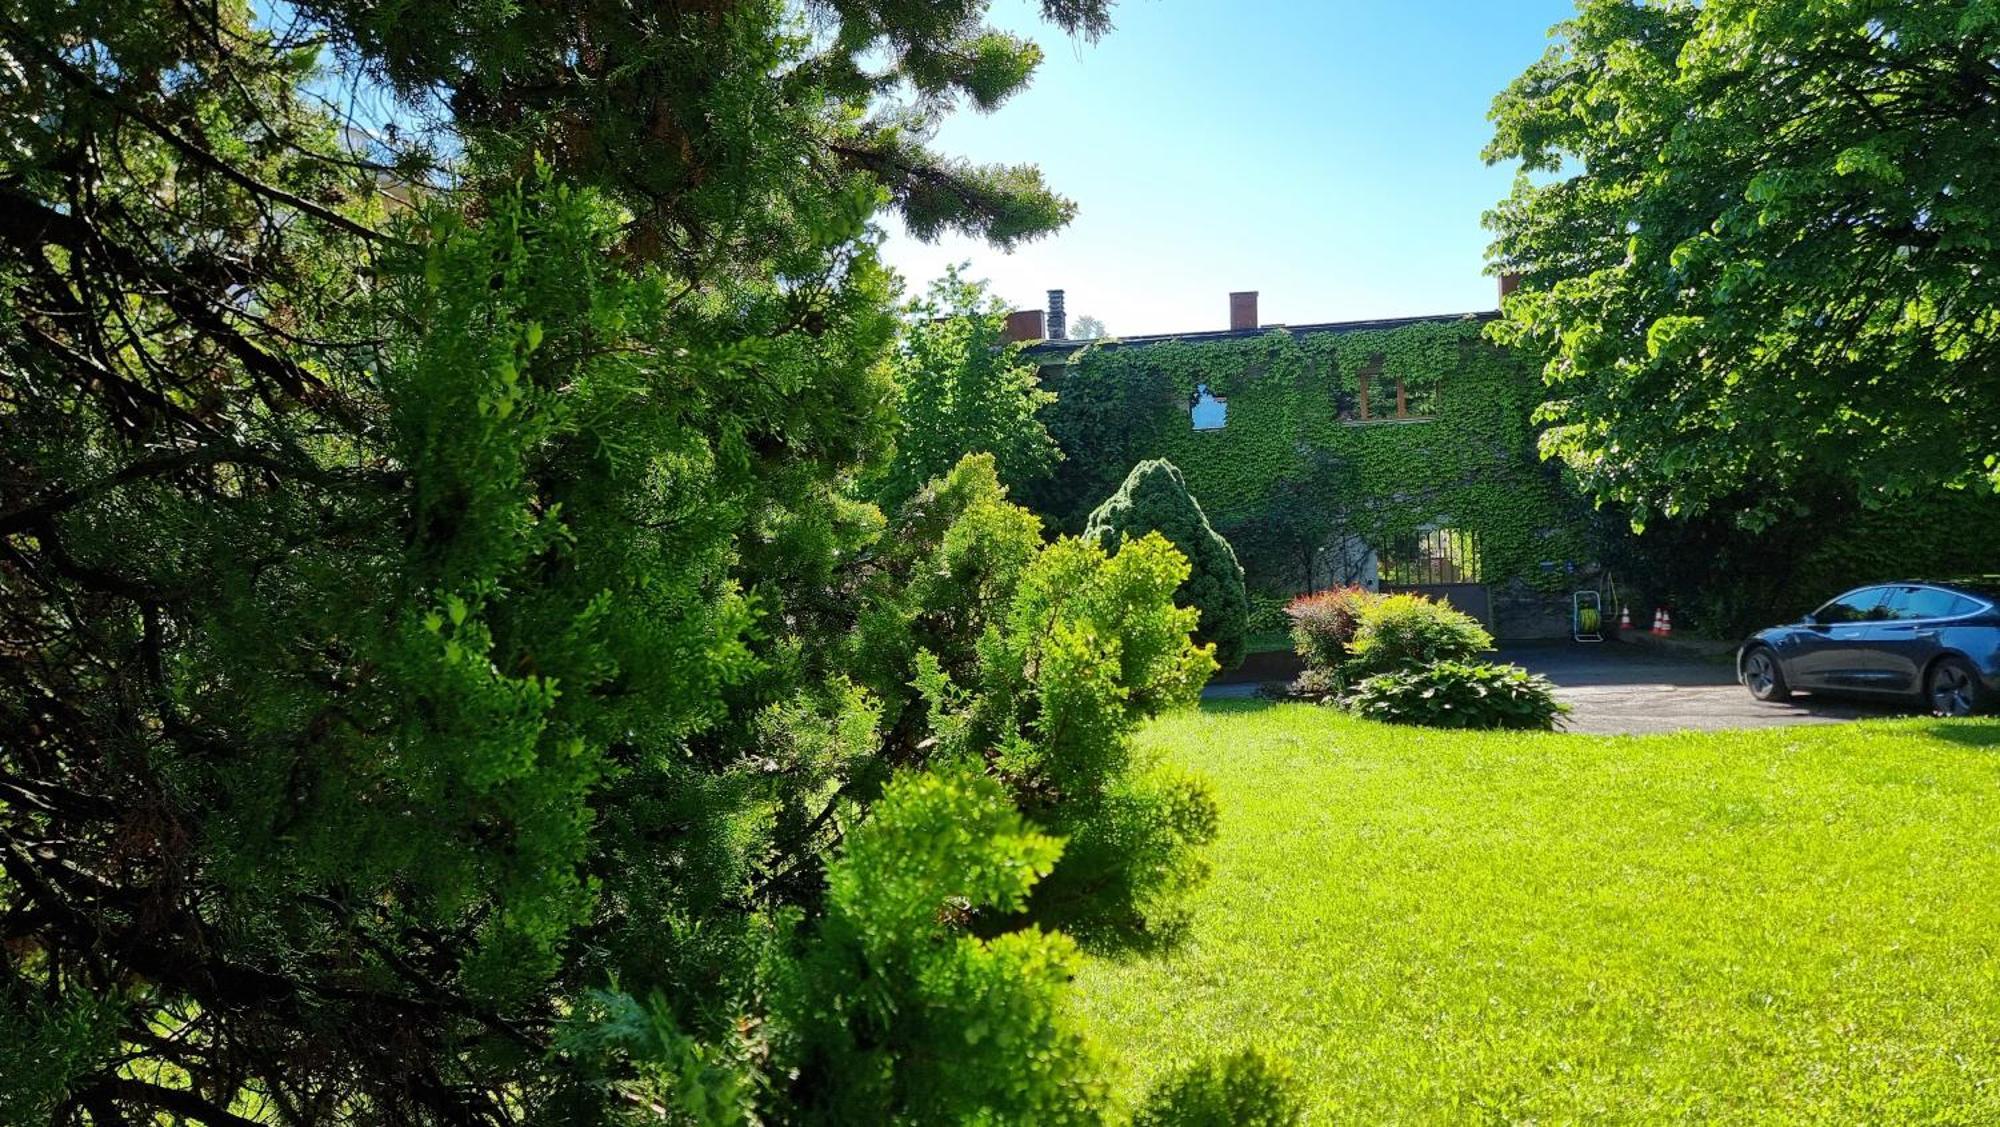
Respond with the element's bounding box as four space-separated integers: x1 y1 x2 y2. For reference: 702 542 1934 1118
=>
1815 587 1886 623
1889 586 1969 621
1947 594 1988 617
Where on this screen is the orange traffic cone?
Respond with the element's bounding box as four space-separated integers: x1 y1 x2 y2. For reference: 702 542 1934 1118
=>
1650 609 1666 635
1618 605 1632 630
1658 609 1673 637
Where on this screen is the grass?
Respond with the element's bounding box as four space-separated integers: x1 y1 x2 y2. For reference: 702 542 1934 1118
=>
1075 703 2000 1124
1245 630 1294 655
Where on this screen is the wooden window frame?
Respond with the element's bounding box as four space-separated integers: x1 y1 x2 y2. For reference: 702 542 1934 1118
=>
1352 357 1430 424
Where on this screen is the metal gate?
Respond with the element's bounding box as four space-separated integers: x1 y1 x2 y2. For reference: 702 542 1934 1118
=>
1379 529 1491 629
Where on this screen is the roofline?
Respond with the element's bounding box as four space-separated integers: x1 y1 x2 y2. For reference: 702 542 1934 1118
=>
1019 310 1498 358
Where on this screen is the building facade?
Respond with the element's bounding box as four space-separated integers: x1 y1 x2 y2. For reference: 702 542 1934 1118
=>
1012 287 1595 639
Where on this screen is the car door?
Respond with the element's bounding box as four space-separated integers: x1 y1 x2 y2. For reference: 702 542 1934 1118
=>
1785 587 1888 689
1868 586 1962 694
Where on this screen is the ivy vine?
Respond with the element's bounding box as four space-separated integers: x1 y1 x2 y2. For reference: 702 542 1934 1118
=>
1019 319 1593 599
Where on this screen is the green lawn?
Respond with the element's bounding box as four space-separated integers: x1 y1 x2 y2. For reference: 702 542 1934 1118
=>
1245 630 1295 656
1074 703 2000 1124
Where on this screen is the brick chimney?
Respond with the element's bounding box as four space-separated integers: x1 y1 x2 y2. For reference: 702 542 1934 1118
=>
1002 308 1046 343
1046 289 1066 340
1498 272 1522 303
1229 291 1258 331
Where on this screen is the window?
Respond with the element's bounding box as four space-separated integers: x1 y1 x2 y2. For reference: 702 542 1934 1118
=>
1191 383 1227 430
1379 528 1483 585
1350 357 1434 422
1813 587 1889 623
1883 586 1982 620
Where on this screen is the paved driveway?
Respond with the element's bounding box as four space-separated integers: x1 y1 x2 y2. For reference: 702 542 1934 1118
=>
1499 642 1909 735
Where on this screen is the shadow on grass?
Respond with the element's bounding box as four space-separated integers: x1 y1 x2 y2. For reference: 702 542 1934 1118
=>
1198 697 1278 715
1062 914 1194 962
1909 718 2000 748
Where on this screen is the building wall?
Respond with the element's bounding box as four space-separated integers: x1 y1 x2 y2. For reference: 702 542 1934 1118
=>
1019 319 1596 637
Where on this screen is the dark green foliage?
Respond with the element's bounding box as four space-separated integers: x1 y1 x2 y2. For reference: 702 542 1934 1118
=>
1086 459 1250 670
1598 487 2000 636
1131 1049 1306 1127
1486 0 2000 522
1245 590 1290 635
1344 593 1495 680
0 0 1292 1121
877 266 1061 509
1344 661 1569 731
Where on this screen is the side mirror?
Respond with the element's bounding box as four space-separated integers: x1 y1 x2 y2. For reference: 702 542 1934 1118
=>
1799 613 1816 626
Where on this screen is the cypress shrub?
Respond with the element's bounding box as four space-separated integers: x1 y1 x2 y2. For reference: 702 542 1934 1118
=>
1086 459 1251 670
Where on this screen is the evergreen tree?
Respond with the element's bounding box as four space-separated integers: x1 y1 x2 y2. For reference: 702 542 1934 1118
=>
0 1 1286 1122
1086 460 1250 671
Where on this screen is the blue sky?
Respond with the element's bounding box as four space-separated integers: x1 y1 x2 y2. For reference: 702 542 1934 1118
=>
875 0 1576 336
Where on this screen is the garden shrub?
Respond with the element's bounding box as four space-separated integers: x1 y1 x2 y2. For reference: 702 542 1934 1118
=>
851 454 1046 749
1086 459 1251 670
1246 590 1291 636
864 456 1222 939
1344 592 1493 679
1131 1048 1306 1127
1288 666 1345 704
1344 660 1569 731
973 530 1221 936
776 767 1106 1125
1286 586 1380 672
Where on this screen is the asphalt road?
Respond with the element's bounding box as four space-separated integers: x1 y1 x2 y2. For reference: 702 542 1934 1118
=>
1498 642 1910 735
1204 641 1913 735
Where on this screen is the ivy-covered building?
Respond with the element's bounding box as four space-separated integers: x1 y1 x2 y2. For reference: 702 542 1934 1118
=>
1011 286 1596 639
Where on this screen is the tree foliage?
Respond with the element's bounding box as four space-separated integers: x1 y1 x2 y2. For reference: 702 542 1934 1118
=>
1068 314 1109 341
856 456 1221 941
1486 0 2000 523
1085 459 1250 670
0 0 1295 1121
877 265 1061 508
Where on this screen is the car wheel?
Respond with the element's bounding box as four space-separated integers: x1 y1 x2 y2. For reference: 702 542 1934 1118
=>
1742 646 1791 702
1926 657 1989 718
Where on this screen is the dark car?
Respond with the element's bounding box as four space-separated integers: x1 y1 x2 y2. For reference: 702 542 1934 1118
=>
1738 580 2000 717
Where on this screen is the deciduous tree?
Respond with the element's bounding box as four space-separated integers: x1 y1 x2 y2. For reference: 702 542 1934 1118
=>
1486 0 2000 524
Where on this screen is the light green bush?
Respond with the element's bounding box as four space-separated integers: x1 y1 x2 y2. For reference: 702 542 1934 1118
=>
779 767 1106 1124
862 456 1222 939
1344 592 1493 679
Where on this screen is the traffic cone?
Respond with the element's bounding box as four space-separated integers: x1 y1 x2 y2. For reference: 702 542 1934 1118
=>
1651 609 1667 635
1658 609 1673 637
1618 605 1632 630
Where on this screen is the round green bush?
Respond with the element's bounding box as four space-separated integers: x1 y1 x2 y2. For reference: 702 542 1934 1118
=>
1344 592 1493 679
1344 660 1569 731
1086 458 1251 670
